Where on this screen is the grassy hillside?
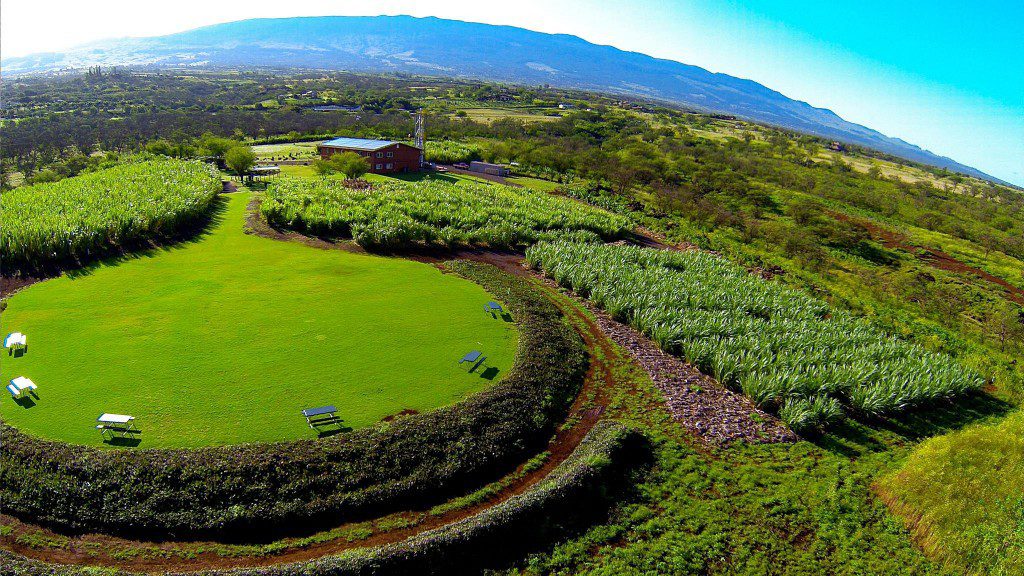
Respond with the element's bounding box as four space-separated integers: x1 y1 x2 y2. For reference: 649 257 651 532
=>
877 411 1024 575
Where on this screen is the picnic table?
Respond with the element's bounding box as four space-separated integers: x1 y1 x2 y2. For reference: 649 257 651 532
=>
7 376 36 399
96 413 138 439
484 301 503 314
4 332 26 349
302 405 339 428
458 350 487 372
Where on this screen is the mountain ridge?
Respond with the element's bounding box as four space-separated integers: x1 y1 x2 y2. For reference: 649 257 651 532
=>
1 15 1004 184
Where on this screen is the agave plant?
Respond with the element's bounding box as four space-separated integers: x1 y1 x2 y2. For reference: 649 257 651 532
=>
779 395 844 433
525 240 983 430
1 158 220 272
261 177 630 250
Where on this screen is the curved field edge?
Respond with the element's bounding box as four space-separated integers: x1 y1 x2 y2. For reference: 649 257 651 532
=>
0 421 650 576
0 261 587 541
0 158 222 274
0 263 625 571
0 191 517 447
875 410 1024 575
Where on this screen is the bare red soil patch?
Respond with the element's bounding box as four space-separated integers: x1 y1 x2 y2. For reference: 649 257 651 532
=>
0 275 42 299
829 210 1024 306
380 408 420 422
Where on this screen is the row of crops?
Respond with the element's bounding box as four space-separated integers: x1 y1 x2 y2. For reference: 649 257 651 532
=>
424 140 482 164
261 178 631 249
1 158 221 272
525 241 983 431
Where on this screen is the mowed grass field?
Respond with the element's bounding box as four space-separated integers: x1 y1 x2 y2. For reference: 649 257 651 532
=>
0 192 517 448
252 141 319 160
459 107 558 123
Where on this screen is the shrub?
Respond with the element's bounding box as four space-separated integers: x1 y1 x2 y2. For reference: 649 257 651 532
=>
0 421 648 576
778 396 843 433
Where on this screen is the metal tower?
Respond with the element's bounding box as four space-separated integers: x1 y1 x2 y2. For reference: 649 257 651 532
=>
414 111 425 167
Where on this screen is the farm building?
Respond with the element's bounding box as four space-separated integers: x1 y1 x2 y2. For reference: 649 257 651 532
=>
469 161 510 177
317 137 422 173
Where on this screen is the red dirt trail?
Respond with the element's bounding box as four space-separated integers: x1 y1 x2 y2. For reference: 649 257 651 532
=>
829 210 1024 306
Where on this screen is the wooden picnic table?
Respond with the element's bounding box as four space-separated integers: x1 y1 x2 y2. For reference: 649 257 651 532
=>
7 377 36 399
4 332 27 349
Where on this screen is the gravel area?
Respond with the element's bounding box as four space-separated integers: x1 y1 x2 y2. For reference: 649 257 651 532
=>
591 305 797 444
549 282 797 445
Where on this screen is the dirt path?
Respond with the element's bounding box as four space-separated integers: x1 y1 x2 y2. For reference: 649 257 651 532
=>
0 276 42 299
829 210 1024 306
582 300 796 445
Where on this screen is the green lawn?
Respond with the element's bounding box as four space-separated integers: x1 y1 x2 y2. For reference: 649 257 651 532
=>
253 142 318 161
507 176 561 192
278 163 319 178
0 192 517 448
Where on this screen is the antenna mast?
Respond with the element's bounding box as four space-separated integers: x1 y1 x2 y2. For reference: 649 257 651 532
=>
414 110 425 167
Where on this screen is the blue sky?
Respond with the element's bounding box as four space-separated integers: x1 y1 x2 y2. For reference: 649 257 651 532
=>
3 0 1022 185
597 0 1024 186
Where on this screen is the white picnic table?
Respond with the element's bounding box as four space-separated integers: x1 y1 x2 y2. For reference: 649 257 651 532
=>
7 376 36 399
96 413 138 438
4 332 26 349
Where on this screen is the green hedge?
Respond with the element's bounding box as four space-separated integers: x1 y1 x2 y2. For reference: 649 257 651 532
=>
0 262 587 541
0 421 647 576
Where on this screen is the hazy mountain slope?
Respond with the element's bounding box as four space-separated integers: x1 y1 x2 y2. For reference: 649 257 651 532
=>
0 15 999 182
